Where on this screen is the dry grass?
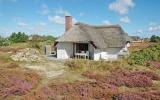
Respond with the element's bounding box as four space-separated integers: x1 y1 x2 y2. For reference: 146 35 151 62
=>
0 52 14 66
64 59 153 74
129 41 159 53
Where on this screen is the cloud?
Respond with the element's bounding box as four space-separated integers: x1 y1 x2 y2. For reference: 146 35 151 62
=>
17 22 28 27
27 23 55 35
149 22 157 26
136 23 160 34
148 22 160 32
120 16 130 23
73 18 78 24
12 22 54 36
39 4 50 15
102 20 112 25
79 12 85 16
136 29 144 33
0 27 13 37
49 7 77 25
14 17 28 27
54 7 71 16
48 15 64 25
48 15 78 25
39 22 47 26
0 27 10 33
148 25 160 32
109 0 135 15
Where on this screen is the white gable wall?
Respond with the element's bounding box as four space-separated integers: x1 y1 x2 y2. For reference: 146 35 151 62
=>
56 42 73 59
93 47 125 61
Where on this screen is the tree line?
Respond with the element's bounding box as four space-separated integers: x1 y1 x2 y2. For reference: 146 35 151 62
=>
0 32 56 46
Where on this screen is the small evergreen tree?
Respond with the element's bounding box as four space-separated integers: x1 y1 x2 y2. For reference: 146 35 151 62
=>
9 32 28 43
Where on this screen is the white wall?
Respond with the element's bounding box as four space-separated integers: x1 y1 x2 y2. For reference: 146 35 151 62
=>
56 42 73 59
93 49 102 61
88 44 94 59
56 42 128 60
93 48 123 61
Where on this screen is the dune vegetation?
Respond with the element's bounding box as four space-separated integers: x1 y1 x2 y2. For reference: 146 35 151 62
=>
0 34 160 99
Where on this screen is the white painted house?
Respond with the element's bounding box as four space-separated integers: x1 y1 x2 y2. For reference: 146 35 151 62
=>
55 16 130 60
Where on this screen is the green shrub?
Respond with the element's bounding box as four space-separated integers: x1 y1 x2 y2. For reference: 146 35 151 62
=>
9 32 28 43
0 37 10 46
128 44 160 65
150 35 160 42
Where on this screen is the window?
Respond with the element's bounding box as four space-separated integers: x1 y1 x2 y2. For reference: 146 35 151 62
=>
75 43 88 53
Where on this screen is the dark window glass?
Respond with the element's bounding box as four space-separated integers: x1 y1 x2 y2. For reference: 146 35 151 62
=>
76 43 88 53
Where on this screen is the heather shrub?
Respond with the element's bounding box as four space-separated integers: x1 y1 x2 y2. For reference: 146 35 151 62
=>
128 44 160 65
83 70 160 87
0 68 40 98
147 61 160 69
113 91 160 100
131 71 160 80
24 81 118 100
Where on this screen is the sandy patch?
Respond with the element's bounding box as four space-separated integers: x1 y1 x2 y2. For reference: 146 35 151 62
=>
23 62 65 79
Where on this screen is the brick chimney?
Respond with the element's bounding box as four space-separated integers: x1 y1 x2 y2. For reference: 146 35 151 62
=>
65 16 72 32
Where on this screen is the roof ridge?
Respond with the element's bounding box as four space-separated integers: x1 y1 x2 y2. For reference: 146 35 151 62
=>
75 22 120 28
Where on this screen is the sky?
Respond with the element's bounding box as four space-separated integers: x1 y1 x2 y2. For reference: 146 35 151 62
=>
0 0 160 38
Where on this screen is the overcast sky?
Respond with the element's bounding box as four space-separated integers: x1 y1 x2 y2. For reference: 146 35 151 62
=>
0 0 160 38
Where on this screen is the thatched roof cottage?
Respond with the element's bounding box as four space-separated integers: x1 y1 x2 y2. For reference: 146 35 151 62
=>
55 16 130 60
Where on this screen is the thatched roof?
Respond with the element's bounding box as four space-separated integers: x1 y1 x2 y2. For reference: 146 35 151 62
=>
56 23 130 48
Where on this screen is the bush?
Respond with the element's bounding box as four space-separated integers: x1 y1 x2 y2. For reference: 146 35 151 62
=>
128 44 160 65
0 37 10 46
150 35 160 42
9 32 28 43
